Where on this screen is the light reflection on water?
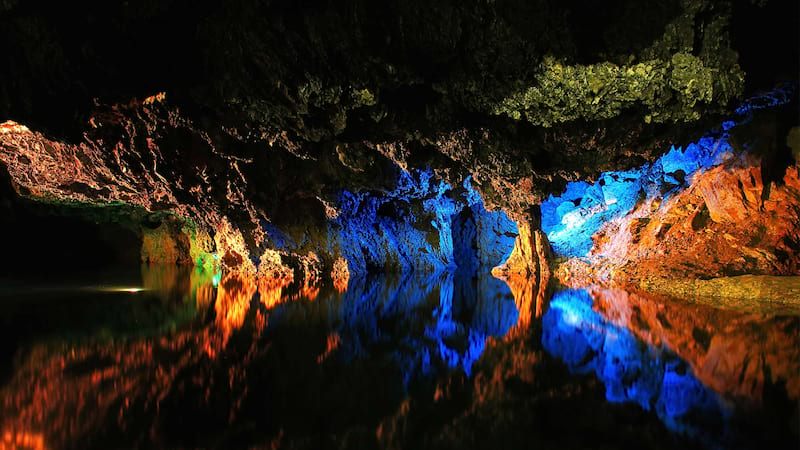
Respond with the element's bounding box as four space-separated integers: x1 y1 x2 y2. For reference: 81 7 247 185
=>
543 289 729 447
0 264 797 449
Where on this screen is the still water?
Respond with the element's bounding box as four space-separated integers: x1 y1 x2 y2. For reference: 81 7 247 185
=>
0 265 798 450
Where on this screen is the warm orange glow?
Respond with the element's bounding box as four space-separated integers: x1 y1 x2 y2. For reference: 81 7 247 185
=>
142 92 166 105
214 218 257 274
317 333 341 363
493 221 551 338
500 275 536 336
0 429 45 450
0 121 31 135
215 274 258 343
191 269 217 310
332 257 350 293
95 287 146 293
589 287 800 402
258 278 290 309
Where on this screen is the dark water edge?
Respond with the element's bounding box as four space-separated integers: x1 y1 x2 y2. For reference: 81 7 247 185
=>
0 264 798 450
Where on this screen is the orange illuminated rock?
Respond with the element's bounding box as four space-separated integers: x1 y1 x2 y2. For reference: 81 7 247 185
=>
257 249 294 284
696 165 763 224
141 221 192 264
557 161 800 287
492 221 550 279
0 121 30 135
331 257 350 292
492 220 551 336
214 218 257 274
0 108 270 274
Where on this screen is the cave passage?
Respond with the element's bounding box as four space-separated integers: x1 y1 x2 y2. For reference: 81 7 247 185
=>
0 1 798 448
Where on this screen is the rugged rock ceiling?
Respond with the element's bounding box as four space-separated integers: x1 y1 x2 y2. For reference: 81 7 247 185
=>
0 0 797 281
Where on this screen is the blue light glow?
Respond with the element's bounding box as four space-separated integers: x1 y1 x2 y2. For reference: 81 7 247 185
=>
541 85 796 258
330 270 518 383
329 169 517 276
258 167 521 383
542 288 731 445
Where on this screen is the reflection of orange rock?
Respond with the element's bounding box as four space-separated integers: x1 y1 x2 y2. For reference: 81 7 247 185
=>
140 263 182 301
191 268 218 309
297 285 320 302
141 263 219 308
298 252 323 287
316 333 341 363
0 428 45 450
0 269 329 448
331 257 350 292
589 287 800 403
501 276 539 337
255 250 324 302
215 274 257 342
0 330 222 448
258 277 290 309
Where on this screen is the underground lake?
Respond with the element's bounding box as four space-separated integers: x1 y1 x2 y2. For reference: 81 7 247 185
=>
0 1 798 448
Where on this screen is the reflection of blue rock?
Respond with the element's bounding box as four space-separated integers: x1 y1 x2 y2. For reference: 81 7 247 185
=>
542 289 730 446
541 86 796 258
333 271 518 384
262 167 520 384
329 169 517 276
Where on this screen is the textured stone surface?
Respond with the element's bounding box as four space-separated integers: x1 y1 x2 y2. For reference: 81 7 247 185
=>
1 0 783 221
564 161 800 285
550 96 800 287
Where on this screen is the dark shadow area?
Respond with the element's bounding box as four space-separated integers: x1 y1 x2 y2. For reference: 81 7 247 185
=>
0 168 142 279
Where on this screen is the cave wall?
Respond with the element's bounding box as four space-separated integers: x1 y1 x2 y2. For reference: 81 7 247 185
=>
540 86 800 288
0 0 796 288
327 171 517 276
542 85 795 258
1 0 783 219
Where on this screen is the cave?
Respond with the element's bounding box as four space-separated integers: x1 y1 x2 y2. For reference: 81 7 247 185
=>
0 1 798 449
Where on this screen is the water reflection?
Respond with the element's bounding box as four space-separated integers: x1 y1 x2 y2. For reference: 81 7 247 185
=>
542 286 800 449
543 289 730 446
0 266 797 449
335 271 518 382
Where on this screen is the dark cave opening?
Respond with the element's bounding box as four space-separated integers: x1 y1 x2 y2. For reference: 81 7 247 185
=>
0 171 141 279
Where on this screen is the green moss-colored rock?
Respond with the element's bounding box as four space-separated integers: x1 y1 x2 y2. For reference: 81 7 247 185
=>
491 50 742 127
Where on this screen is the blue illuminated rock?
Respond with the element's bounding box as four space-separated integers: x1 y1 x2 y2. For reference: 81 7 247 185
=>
542 86 796 259
330 169 517 277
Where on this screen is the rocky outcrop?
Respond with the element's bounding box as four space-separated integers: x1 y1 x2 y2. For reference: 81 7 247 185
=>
491 219 552 333
549 92 800 288
0 1 794 285
491 221 550 279
0 103 521 285
556 160 800 288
